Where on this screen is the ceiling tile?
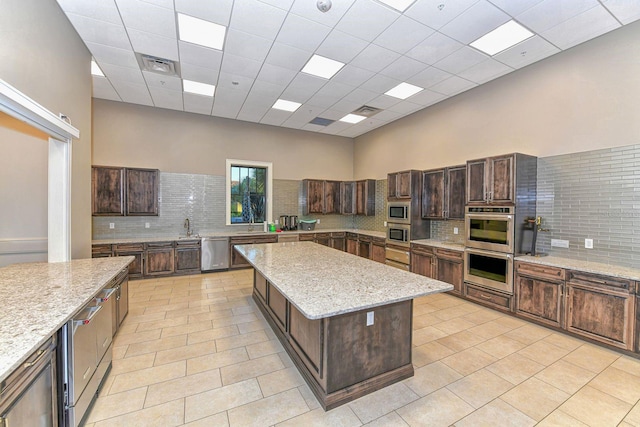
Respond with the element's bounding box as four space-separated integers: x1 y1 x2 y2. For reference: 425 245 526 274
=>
128 28 178 60
230 0 288 40
331 98 365 114
212 87 248 118
217 72 255 91
487 0 544 16
180 62 219 86
65 13 131 49
517 0 600 33
315 81 357 99
316 108 348 120
332 65 376 87
319 121 354 133
149 86 184 110
289 0 356 26
367 94 401 109
100 62 145 83
405 0 479 30
430 75 476 96
305 93 341 109
302 123 330 132
183 92 214 115
316 30 369 63
260 109 290 127
138 0 173 9
406 89 445 106
373 16 435 54
344 88 379 104
237 101 270 121
142 71 182 90
287 105 326 122
55 0 122 24
388 100 423 114
359 73 402 93
250 80 286 99
458 58 513 84
351 44 401 73
368 109 403 121
407 66 452 88
265 42 313 71
379 55 429 80
541 5 620 50
602 0 640 24
406 31 464 65
280 73 327 102
335 0 400 42
110 79 153 105
434 46 488 74
225 29 273 62
439 0 510 44
85 42 139 68
256 63 298 86
174 0 233 26
115 0 176 38
220 53 263 79
276 13 332 51
92 76 121 101
493 35 559 68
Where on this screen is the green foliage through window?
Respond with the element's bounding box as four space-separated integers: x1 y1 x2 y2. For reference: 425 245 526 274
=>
230 165 267 224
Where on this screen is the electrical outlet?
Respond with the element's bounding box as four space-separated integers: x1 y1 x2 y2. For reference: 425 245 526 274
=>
585 238 593 249
145 223 150 229
109 223 115 229
453 227 459 235
366 311 374 326
384 221 387 227
316 219 320 224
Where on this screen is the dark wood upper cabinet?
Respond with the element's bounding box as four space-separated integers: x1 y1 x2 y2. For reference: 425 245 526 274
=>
388 170 420 200
92 165 159 216
387 173 398 199
466 159 487 205
341 181 356 215
303 180 325 214
421 165 465 220
355 179 376 216
126 168 159 216
488 155 514 204
92 166 125 216
324 180 342 214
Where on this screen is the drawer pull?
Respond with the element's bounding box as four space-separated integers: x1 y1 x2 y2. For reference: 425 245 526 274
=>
479 294 492 300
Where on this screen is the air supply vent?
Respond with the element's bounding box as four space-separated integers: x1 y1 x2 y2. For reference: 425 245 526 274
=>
136 53 180 76
309 117 335 126
352 105 382 117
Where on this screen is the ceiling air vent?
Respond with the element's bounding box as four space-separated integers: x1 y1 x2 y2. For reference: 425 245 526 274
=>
352 105 382 117
136 53 180 77
309 117 335 126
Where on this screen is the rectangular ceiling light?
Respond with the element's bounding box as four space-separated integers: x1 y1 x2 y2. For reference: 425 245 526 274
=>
301 54 345 79
470 20 534 56
385 82 424 100
178 13 226 50
91 60 104 77
339 113 367 124
272 99 302 112
183 79 215 97
377 0 416 12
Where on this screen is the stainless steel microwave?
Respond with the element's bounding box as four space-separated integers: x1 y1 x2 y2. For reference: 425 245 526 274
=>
386 223 410 247
387 202 410 224
465 206 515 253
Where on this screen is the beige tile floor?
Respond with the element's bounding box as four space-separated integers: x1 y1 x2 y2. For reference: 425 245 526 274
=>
83 270 640 426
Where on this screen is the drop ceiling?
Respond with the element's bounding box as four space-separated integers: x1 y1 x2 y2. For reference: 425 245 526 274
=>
56 0 640 138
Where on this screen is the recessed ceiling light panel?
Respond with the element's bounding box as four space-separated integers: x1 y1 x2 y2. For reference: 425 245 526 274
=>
470 20 534 56
301 55 345 79
385 82 424 100
178 13 226 50
183 79 215 97
339 113 367 124
91 60 104 77
272 99 302 112
377 0 416 12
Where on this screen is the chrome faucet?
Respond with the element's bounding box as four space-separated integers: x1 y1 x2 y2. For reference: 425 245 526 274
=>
184 218 192 237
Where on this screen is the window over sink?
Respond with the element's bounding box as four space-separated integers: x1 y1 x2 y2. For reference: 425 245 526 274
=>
226 159 272 226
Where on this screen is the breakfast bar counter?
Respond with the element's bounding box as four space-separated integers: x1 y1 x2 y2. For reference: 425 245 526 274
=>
235 241 452 410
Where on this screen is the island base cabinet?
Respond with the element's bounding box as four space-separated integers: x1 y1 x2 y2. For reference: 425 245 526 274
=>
252 271 414 410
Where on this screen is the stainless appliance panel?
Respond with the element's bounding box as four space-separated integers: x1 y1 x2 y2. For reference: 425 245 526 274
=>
117 275 129 327
0 337 56 427
69 306 101 403
201 237 230 271
385 259 410 271
465 207 515 253
464 248 513 294
385 247 410 264
387 201 411 224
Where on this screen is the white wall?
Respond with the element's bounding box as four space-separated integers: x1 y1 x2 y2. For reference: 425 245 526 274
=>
354 20 640 179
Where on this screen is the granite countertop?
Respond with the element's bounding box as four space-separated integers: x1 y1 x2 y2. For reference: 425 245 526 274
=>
0 257 133 384
411 239 465 251
515 255 640 281
92 228 386 245
235 242 453 320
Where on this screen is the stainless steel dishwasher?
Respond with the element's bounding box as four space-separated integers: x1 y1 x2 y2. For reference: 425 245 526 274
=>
201 237 229 271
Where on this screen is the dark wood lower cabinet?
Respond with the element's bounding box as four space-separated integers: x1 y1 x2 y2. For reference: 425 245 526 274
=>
464 282 514 312
410 245 435 279
114 243 144 279
371 242 386 264
175 240 201 274
346 236 358 255
515 262 564 328
145 244 175 276
252 270 414 410
436 250 463 295
229 235 278 269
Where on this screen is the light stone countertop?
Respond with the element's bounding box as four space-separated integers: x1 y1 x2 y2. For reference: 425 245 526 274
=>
235 241 453 320
411 239 465 251
515 255 640 281
92 228 386 245
0 257 133 384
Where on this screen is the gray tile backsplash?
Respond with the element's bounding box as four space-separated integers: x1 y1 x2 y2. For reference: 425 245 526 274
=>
431 219 465 244
535 143 640 267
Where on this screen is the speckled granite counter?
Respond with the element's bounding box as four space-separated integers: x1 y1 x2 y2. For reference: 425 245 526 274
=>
515 255 640 281
236 241 453 319
411 239 465 251
0 257 133 384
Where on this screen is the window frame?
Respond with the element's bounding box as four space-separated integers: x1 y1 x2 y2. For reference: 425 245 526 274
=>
226 159 272 226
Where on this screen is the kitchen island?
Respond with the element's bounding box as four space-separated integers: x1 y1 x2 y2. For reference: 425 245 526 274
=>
235 242 453 410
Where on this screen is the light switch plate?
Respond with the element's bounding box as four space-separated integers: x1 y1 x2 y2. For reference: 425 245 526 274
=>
384 221 387 227
453 227 459 235
585 238 593 249
316 219 320 224
145 223 150 228
551 239 569 248
109 223 115 229
366 311 374 326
